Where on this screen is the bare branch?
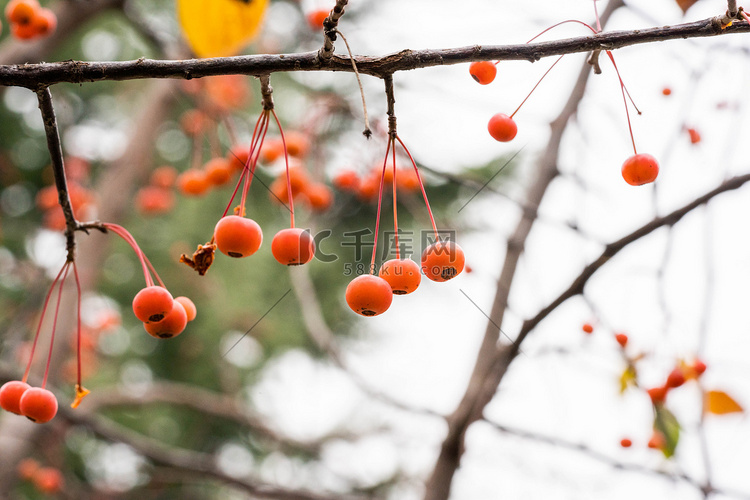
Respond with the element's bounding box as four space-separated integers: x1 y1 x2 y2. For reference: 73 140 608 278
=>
0 17 748 86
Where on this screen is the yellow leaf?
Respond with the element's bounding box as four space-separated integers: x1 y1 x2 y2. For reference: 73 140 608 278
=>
705 390 744 415
178 0 269 58
619 364 638 394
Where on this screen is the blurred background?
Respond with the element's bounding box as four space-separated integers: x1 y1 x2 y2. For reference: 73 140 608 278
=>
1 0 749 498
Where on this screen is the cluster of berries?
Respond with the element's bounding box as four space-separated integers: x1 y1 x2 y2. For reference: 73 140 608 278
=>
136 165 178 215
4 0 56 40
333 162 420 202
470 18 660 187
16 458 64 495
345 136 465 317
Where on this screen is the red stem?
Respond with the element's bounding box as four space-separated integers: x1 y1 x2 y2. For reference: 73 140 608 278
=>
526 19 597 44
370 137 393 273
510 55 565 119
606 51 638 154
22 262 68 384
392 145 400 260
395 135 439 238
42 262 70 388
103 223 154 287
271 109 295 228
224 110 269 218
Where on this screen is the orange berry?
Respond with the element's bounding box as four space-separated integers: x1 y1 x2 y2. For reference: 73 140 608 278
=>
227 143 251 171
11 20 38 39
144 300 188 339
421 241 465 282
303 183 333 212
204 157 233 186
396 167 420 192
614 333 628 348
261 139 285 163
283 167 310 196
662 87 672 96
135 186 175 215
0 380 31 415
306 8 329 30
32 467 64 494
666 367 686 388
647 386 668 405
356 174 380 202
621 153 659 186
620 438 632 448
35 185 58 211
333 170 360 191
379 258 421 295
687 127 701 144
271 227 315 265
647 431 666 450
204 75 250 113
269 177 290 205
488 113 517 142
582 323 594 334
469 61 497 85
177 169 210 196
31 7 55 37
345 274 393 317
180 109 211 137
174 296 197 322
132 286 174 323
214 215 263 258
19 387 58 423
5 0 38 25
284 131 310 158
17 458 39 480
150 165 178 188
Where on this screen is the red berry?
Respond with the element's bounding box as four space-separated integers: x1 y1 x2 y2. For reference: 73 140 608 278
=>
303 183 333 212
379 258 422 295
227 143 251 171
204 157 233 186
647 386 668 405
693 359 707 376
174 296 197 322
621 153 659 186
214 215 263 258
17 458 39 480
177 169 210 196
666 367 686 388
662 87 672 96
345 274 393 317
333 170 360 192
132 286 174 323
150 165 178 188
306 8 329 30
487 113 517 142
0 380 31 415
582 323 594 334
614 333 628 348
421 241 465 282
135 186 175 215
469 61 497 85
620 438 632 448
19 387 58 423
271 227 315 266
144 300 188 339
31 7 56 37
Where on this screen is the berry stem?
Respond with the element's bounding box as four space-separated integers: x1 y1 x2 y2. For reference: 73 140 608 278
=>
606 51 638 154
225 109 269 218
42 261 70 388
391 144 400 260
395 135 439 239
22 262 68 384
271 109 296 228
593 0 603 32
370 137 393 273
510 55 565 119
102 223 157 287
73 261 83 389
526 19 597 44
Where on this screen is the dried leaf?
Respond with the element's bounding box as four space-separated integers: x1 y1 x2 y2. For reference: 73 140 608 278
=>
705 390 744 415
675 0 700 14
178 0 269 58
653 406 680 458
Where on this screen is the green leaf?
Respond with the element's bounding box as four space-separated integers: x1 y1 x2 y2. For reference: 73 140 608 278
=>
653 407 681 458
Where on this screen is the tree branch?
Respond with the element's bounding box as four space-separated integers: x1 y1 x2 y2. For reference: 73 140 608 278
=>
319 0 349 63
0 17 747 86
